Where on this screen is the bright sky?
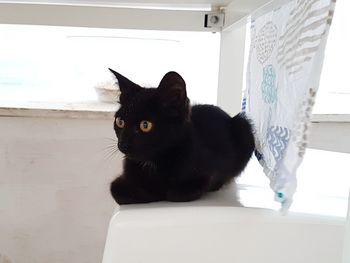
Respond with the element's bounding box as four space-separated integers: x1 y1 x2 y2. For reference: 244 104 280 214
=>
0 26 220 104
314 0 350 114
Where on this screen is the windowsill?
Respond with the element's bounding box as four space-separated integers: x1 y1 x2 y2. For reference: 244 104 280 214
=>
0 101 349 122
312 114 350 123
0 101 118 119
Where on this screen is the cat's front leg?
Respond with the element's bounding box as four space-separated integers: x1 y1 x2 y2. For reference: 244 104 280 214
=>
166 176 209 202
110 176 162 204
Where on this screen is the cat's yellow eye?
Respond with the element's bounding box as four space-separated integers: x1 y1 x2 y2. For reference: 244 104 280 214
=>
140 120 153 133
115 117 125 129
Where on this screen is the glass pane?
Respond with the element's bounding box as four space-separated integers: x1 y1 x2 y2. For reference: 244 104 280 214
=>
314 0 350 114
0 25 220 104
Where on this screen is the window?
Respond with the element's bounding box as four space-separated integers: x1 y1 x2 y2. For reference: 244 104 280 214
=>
314 0 350 114
0 25 220 105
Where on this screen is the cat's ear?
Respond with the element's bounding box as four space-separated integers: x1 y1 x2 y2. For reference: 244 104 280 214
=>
109 68 142 103
158 71 189 118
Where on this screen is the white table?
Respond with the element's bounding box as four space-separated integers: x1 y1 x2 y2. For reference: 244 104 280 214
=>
103 187 345 263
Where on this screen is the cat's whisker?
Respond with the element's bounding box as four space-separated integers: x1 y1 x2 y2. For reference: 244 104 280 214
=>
103 146 118 156
104 148 120 162
101 143 120 162
103 137 118 143
102 144 118 151
99 141 119 154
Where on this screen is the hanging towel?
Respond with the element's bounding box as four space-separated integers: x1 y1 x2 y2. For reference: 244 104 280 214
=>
245 0 336 212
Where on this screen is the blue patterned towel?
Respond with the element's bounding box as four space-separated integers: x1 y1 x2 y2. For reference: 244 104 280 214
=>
245 0 336 212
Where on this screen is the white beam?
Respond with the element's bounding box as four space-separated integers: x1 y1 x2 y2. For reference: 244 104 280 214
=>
217 22 246 116
0 3 218 32
0 1 213 10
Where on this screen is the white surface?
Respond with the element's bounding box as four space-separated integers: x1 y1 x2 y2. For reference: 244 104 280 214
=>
312 114 350 122
0 3 216 32
0 0 232 7
309 122 350 154
343 191 350 263
217 22 246 116
0 115 348 262
0 1 285 32
0 101 117 119
103 191 345 263
239 149 350 218
0 116 118 263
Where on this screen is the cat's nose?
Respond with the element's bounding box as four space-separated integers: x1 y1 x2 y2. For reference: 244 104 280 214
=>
118 142 132 153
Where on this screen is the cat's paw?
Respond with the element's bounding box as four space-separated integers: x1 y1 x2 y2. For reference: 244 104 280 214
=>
165 189 203 202
110 177 135 204
110 176 163 204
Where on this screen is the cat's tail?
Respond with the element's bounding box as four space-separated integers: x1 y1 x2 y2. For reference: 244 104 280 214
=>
230 113 255 167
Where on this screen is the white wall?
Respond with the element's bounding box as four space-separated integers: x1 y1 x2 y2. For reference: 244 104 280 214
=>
217 22 247 116
0 116 120 263
0 115 347 263
343 192 350 263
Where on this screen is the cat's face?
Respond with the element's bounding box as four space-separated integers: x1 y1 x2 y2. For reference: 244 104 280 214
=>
110 69 190 161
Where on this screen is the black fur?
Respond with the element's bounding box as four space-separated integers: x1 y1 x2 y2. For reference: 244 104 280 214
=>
109 69 255 204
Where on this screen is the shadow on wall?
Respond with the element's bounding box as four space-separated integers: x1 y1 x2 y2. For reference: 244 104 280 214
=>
0 254 12 263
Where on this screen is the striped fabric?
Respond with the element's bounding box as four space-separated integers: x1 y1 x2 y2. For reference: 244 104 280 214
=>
277 0 336 76
245 0 336 212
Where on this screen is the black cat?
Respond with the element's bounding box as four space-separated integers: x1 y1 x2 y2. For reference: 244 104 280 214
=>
109 69 255 204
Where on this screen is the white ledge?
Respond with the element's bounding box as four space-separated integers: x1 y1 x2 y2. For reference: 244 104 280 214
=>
102 187 346 263
311 114 350 123
1 102 350 122
0 101 117 119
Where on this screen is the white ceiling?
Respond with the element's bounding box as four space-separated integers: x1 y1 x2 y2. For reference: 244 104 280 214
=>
0 0 281 30
0 0 233 9
62 0 233 4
